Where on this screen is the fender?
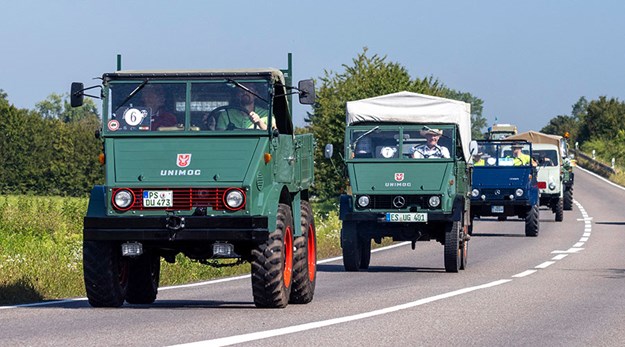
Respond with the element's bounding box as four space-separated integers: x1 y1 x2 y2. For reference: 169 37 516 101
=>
451 195 465 222
339 194 353 221
86 185 107 218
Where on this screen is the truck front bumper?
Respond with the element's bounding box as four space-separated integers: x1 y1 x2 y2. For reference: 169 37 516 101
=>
83 215 269 242
471 200 532 217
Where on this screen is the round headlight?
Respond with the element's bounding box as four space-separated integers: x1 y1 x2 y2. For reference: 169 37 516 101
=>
515 189 524 197
114 190 134 209
471 189 480 198
357 195 370 208
225 189 245 210
548 182 556 190
429 195 441 208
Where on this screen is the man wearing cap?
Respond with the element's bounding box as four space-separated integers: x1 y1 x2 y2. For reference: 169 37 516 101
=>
412 128 450 159
511 144 531 166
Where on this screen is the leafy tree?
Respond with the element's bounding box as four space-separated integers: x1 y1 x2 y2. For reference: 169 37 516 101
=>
445 89 486 139
540 114 579 140
310 48 461 201
35 92 98 123
577 96 625 143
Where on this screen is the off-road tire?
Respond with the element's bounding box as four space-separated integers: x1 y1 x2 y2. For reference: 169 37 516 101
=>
83 240 128 307
554 198 564 222
125 253 160 304
525 205 539 237
563 186 573 211
290 201 316 304
359 237 372 270
341 221 361 271
251 203 294 308
444 221 461 273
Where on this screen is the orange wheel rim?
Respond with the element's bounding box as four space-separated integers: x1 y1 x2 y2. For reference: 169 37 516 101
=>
307 224 316 281
283 226 293 287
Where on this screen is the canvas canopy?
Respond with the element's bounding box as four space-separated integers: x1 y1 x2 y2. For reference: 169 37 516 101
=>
507 131 564 158
346 91 472 161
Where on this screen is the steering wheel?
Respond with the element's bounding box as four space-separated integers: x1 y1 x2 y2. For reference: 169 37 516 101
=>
209 105 255 130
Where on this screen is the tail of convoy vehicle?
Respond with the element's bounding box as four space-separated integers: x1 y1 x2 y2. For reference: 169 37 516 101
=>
485 123 518 140
70 55 317 308
470 140 540 236
325 91 473 273
508 131 571 218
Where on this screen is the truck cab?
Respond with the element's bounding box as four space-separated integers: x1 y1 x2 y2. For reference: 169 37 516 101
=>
71 61 317 308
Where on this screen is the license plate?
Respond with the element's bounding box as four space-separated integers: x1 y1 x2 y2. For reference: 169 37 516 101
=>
385 212 428 222
143 190 173 207
491 205 504 213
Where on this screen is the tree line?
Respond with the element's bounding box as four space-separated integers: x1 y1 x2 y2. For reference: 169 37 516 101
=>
2 48 622 199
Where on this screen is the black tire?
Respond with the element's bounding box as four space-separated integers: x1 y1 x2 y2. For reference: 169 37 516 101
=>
525 205 539 237
83 240 128 307
251 203 294 308
341 221 361 271
497 215 507 221
444 221 461 273
125 253 160 304
359 237 372 270
459 238 468 271
555 198 564 222
563 187 573 211
290 201 317 305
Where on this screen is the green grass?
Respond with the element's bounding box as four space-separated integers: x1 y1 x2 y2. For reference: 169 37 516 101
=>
0 195 346 305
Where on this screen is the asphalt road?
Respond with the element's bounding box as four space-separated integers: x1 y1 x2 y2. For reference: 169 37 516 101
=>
1 167 623 346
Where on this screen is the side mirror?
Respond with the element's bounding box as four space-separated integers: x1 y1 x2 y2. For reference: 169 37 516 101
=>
298 79 316 105
70 82 84 107
324 144 334 159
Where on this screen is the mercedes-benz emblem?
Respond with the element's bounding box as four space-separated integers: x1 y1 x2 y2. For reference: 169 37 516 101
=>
392 196 406 208
495 189 501 195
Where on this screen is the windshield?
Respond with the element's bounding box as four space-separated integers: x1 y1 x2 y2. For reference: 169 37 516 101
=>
105 80 271 132
533 149 558 166
473 141 533 167
349 126 454 160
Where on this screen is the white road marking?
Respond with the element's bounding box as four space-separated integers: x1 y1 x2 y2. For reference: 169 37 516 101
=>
573 242 585 248
552 254 568 260
512 270 537 278
535 261 556 269
168 279 512 347
579 237 589 242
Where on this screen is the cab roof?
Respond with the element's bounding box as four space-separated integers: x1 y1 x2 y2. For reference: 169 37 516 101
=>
103 68 286 83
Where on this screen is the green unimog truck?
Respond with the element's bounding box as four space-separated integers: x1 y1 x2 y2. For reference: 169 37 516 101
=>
325 91 473 272
71 57 317 308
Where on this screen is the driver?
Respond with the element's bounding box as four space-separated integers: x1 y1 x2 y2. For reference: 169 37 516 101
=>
411 128 450 158
215 84 271 130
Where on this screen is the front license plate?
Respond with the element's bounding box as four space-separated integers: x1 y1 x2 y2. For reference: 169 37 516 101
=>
491 205 504 213
143 190 173 207
385 212 428 222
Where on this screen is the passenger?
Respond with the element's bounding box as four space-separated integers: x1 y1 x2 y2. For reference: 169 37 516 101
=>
473 152 485 166
512 144 531 166
142 84 178 130
412 128 450 158
216 84 271 130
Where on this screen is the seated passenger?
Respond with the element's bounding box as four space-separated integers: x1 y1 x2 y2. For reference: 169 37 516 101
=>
216 84 271 130
412 128 450 158
142 85 177 130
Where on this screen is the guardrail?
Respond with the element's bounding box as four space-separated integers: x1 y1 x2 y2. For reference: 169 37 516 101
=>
571 149 617 177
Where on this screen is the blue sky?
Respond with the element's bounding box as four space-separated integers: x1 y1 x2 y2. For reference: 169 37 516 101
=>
2 0 624 132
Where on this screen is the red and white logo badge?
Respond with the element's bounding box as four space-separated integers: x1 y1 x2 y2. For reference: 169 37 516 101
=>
177 154 192 168
107 119 120 131
394 173 404 182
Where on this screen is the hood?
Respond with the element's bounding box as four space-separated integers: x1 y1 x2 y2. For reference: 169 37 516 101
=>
111 137 262 184
472 167 531 188
349 162 450 193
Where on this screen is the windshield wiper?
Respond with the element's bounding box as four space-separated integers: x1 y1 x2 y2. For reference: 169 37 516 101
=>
112 79 149 115
351 126 379 151
226 78 269 103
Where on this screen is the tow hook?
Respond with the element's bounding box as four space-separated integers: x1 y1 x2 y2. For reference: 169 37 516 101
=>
165 213 185 240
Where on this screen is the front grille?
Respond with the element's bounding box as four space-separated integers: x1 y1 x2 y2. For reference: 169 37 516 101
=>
478 188 517 200
360 195 432 210
114 188 232 211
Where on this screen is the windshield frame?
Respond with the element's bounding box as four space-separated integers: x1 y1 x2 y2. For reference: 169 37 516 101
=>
345 124 456 161
102 78 274 136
